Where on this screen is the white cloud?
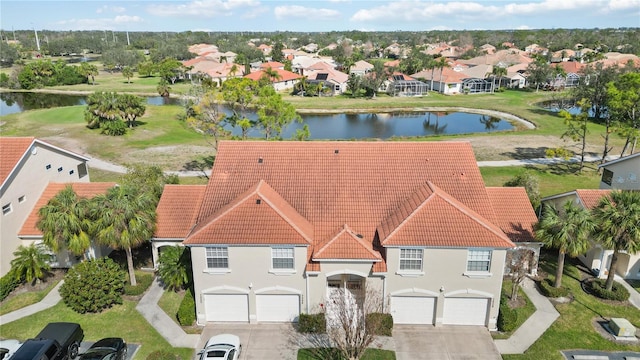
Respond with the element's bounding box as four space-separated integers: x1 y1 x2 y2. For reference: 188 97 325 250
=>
274 5 341 20
606 0 640 11
147 0 260 18
350 1 499 23
242 6 269 19
96 5 126 14
54 15 143 31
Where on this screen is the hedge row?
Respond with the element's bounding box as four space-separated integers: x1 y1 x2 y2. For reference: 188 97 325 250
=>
538 278 570 298
177 288 196 326
367 313 393 336
589 279 630 301
124 272 154 296
298 313 326 333
497 295 518 332
0 269 22 302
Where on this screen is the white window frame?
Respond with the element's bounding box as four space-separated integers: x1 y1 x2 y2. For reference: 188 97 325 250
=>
205 247 229 273
397 248 424 276
465 249 492 278
2 203 12 215
270 247 295 274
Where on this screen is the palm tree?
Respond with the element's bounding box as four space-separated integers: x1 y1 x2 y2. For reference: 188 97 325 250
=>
434 57 449 93
158 245 191 291
535 201 595 288
11 244 51 284
91 185 157 286
591 190 640 291
37 185 92 260
122 66 134 84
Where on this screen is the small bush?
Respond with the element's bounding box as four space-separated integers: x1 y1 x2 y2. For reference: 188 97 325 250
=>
60 258 126 313
497 295 518 332
177 288 195 326
538 278 570 298
145 351 179 360
124 272 154 296
589 279 630 301
367 312 393 336
0 269 23 302
297 313 326 333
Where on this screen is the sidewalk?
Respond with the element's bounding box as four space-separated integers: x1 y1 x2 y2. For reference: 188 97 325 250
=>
135 277 199 348
494 277 560 354
0 281 64 325
615 275 640 310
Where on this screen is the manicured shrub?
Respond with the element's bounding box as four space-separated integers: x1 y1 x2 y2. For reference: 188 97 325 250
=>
124 272 154 296
538 278 570 298
177 288 196 326
366 312 393 336
0 269 22 302
60 258 126 313
497 295 518 332
589 279 630 301
297 313 326 333
145 351 179 360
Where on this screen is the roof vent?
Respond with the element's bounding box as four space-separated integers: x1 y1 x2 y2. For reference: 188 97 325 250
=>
256 199 261 205
356 234 363 239
258 157 263 163
334 149 339 154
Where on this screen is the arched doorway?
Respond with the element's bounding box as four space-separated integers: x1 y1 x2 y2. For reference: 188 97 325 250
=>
325 273 366 326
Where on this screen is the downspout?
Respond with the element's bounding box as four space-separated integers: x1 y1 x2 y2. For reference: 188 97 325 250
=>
305 272 310 314
382 275 387 313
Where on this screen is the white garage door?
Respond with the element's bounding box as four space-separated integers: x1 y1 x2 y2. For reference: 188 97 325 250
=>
390 296 435 325
443 297 489 326
256 294 300 322
204 294 248 322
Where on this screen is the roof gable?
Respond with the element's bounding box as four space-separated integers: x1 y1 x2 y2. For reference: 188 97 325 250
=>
313 224 382 261
598 152 640 168
378 182 513 248
486 187 538 243
576 189 612 209
19 182 116 237
154 184 207 238
186 180 313 245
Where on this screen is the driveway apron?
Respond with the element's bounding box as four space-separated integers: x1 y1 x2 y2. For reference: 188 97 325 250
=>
198 323 297 360
393 325 502 360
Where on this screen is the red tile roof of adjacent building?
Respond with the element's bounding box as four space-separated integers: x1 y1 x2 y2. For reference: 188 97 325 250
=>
245 68 302 83
575 189 612 210
0 136 34 185
19 182 116 237
177 141 519 268
260 61 285 69
486 187 538 243
154 184 207 239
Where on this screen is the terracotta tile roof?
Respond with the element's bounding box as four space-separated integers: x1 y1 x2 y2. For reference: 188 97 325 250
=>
314 224 383 261
245 68 302 83
576 189 611 210
486 187 538 243
378 182 514 248
187 180 313 245
0 136 34 185
19 182 116 237
154 185 206 238
260 61 285 69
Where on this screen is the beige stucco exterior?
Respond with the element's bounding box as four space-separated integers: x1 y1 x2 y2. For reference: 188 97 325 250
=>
189 244 507 330
0 140 90 276
599 153 640 190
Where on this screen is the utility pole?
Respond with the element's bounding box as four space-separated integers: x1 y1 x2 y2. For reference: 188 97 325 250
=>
126 30 130 46
34 26 41 52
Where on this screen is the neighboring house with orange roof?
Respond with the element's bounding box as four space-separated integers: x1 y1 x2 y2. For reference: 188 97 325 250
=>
304 61 349 95
0 137 91 276
350 60 374 76
19 182 116 268
186 60 245 83
244 67 301 91
154 140 537 328
598 152 640 190
411 67 468 94
541 189 640 280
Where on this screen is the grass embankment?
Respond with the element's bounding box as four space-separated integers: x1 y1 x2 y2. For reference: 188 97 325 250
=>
0 280 60 315
0 301 194 360
503 252 640 360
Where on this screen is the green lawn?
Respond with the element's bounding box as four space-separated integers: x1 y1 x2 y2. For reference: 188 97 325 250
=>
157 289 184 326
492 279 537 340
0 280 60 315
503 251 640 360
297 348 396 360
480 163 602 198
0 301 193 360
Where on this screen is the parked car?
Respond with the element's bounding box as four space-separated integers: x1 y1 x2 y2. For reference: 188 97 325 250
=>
12 322 84 360
197 334 241 360
78 338 127 360
0 339 21 360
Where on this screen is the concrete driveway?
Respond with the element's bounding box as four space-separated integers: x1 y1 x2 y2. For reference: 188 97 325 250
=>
393 325 502 360
198 323 298 360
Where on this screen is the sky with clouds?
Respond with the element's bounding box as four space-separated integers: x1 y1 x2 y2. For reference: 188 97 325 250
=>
1 0 639 33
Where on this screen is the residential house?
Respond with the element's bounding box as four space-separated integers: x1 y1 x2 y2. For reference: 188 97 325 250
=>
350 60 374 76
411 67 468 95
244 67 302 92
154 141 538 329
0 137 91 276
304 61 349 95
385 73 428 97
598 152 640 190
18 182 117 268
541 189 640 280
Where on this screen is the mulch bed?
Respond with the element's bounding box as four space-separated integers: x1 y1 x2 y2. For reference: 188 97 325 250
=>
1 269 66 304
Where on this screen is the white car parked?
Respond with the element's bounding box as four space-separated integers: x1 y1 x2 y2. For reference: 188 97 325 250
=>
197 334 241 360
0 339 22 360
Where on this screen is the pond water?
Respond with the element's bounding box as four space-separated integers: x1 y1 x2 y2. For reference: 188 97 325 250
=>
0 92 514 139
